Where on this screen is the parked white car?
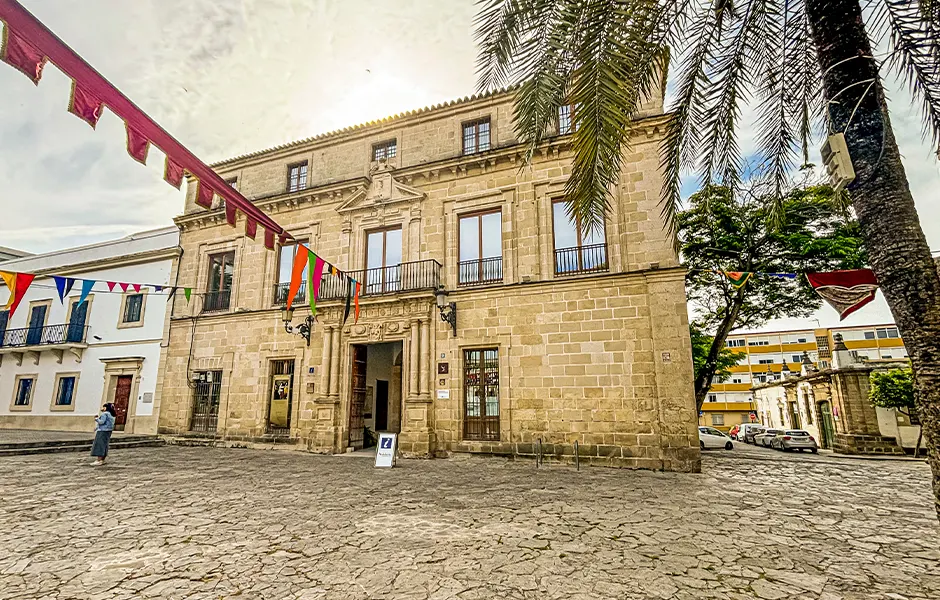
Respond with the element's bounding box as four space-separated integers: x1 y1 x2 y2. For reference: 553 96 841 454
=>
698 426 734 450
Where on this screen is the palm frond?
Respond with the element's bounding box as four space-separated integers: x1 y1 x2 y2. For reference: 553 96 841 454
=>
883 0 940 147
474 0 532 92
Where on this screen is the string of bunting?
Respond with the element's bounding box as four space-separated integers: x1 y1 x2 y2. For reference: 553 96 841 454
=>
698 268 879 321
0 1 363 324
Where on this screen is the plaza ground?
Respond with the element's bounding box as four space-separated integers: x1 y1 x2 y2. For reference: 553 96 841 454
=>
0 444 936 600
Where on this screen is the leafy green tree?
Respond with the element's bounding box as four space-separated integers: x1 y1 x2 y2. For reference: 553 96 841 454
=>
680 184 865 409
690 323 745 394
871 368 923 456
476 0 940 520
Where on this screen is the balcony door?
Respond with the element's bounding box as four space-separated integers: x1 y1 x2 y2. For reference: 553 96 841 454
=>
67 299 88 343
459 211 502 286
26 304 47 345
276 241 307 305
205 251 235 312
552 200 608 275
365 227 402 294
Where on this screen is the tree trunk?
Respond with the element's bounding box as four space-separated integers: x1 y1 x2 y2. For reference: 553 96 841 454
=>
807 0 940 521
694 290 745 411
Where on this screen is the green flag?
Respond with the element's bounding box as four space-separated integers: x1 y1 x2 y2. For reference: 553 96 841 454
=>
307 250 316 318
184 287 192 302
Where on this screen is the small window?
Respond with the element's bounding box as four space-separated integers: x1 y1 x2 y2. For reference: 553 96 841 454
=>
372 139 397 161
798 338 807 343
14 377 35 406
55 376 76 406
287 161 308 192
882 354 892 359
711 414 725 426
225 177 238 189
758 359 774 364
122 294 144 324
791 355 802 363
864 331 876 340
462 118 491 155
707 394 718 402
732 378 743 384
558 104 577 135
877 327 899 339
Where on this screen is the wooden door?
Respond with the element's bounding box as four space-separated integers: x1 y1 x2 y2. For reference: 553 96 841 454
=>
113 375 133 430
375 380 389 431
819 401 835 449
67 301 88 343
348 345 367 449
26 305 46 345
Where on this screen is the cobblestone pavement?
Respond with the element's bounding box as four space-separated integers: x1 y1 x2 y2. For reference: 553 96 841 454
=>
0 428 138 444
1 447 937 600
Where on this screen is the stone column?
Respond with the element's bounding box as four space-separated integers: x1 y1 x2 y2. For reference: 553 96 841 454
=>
329 324 341 398
409 320 420 398
320 326 333 397
419 318 431 397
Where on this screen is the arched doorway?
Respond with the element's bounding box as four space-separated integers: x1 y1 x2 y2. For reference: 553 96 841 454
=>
818 401 835 449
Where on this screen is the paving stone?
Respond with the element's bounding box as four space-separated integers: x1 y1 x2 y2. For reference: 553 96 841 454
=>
0 446 935 600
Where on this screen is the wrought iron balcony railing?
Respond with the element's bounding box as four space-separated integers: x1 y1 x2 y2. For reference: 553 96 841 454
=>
274 281 307 305
0 324 89 348
458 257 503 287
313 259 442 301
554 243 609 276
202 289 232 313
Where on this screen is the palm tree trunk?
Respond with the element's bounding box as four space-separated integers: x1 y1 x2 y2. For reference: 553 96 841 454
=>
806 0 940 521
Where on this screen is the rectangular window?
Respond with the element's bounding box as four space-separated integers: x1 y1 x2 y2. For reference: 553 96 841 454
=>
732 378 743 384
275 241 308 304
791 355 802 363
877 327 899 339
122 294 144 324
462 118 491 155
26 304 48 345
372 139 397 161
707 394 718 402
864 331 876 340
463 348 499 440
287 161 308 192
55 376 76 406
0 309 8 347
458 211 502 286
552 200 607 275
204 251 235 312
267 360 295 435
365 228 403 294
190 370 223 432
758 359 774 364
14 377 34 406
558 104 576 135
711 414 725 426
726 339 746 347
798 338 807 343
749 340 769 346
225 177 238 189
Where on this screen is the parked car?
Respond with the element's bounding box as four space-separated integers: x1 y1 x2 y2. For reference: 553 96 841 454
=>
771 430 819 453
755 429 784 447
738 423 765 443
698 426 734 450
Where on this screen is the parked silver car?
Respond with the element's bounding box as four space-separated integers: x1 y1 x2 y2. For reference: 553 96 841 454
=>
738 423 765 443
755 428 784 447
771 430 819 453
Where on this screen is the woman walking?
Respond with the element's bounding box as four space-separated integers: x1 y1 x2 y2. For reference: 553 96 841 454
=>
91 403 116 466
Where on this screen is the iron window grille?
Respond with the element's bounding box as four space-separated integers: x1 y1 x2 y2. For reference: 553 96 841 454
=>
462 118 491 155
463 348 499 441
287 161 308 192
372 139 397 161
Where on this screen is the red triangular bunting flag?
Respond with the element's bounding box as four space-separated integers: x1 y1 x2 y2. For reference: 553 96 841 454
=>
164 157 184 189
195 180 213 209
2 273 35 317
132 284 141 293
68 81 103 128
125 124 150 164
0 26 46 85
225 202 237 227
119 282 130 292
806 269 879 320
245 218 257 239
107 281 117 292
264 228 275 250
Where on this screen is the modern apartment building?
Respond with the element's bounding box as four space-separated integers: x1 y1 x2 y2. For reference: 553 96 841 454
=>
701 324 908 431
0 228 179 432
155 87 701 471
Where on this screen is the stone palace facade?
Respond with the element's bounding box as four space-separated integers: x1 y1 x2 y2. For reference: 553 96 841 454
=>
156 88 699 472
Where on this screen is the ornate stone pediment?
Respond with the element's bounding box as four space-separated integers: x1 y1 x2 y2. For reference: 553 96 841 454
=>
337 162 425 214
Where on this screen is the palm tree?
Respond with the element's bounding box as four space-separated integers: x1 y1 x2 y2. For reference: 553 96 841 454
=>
475 0 940 520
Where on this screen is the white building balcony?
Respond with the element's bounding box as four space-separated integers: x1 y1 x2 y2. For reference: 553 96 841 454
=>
0 324 89 366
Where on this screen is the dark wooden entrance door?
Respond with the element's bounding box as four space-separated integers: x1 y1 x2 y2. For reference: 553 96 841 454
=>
113 375 133 430
375 380 389 431
349 345 367 449
818 401 835 449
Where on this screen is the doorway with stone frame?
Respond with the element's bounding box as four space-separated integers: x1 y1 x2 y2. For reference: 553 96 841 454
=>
347 341 404 450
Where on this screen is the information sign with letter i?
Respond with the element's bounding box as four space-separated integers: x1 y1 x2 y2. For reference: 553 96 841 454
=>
375 433 397 468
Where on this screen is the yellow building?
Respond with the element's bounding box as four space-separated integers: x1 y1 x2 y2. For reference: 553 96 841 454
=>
701 323 907 431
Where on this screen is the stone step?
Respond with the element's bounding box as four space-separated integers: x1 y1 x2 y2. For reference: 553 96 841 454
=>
0 435 160 450
0 438 164 456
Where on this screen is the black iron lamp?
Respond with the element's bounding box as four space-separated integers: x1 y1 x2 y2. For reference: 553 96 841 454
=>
281 306 314 346
435 287 457 336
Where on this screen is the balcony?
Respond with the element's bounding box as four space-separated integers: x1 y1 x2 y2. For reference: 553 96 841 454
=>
554 243 608 276
458 257 503 287
202 289 232 313
275 260 441 304
0 324 89 365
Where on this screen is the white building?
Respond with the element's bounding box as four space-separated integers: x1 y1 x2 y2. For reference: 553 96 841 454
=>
0 228 179 433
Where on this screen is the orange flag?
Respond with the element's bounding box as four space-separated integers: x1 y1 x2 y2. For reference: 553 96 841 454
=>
285 249 308 311
354 282 362 323
0 271 35 317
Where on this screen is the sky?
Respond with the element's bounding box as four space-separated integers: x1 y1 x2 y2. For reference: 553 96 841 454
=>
1 0 938 331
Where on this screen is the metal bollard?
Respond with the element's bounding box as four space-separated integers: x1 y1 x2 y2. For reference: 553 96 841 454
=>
537 438 542 468
574 440 580 471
